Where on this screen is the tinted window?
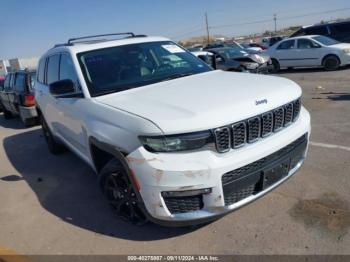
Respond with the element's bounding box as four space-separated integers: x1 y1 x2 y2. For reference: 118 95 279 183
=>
305 26 328 35
331 23 350 35
14 73 26 91
78 41 211 97
4 75 11 89
0 80 4 90
46 55 60 84
277 40 295 50
60 54 78 84
297 39 320 49
37 59 46 83
4 74 13 90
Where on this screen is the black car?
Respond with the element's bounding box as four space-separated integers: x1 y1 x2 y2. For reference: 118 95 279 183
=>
206 47 272 74
0 70 38 126
290 20 350 43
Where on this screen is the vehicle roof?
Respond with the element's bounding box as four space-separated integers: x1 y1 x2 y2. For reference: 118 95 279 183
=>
286 35 320 40
302 19 350 28
44 36 171 57
7 69 36 74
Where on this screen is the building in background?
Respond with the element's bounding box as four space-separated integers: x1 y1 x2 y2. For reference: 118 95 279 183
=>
0 57 38 76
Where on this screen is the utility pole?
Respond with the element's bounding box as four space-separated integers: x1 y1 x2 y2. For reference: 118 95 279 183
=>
274 14 277 33
205 12 210 44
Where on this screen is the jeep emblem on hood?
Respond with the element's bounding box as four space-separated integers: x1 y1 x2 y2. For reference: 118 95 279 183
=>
255 99 268 105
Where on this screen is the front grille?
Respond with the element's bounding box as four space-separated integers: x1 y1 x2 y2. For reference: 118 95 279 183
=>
163 195 203 214
222 134 307 206
214 127 231 153
284 103 294 126
213 98 301 153
232 122 246 148
273 107 284 131
247 117 261 143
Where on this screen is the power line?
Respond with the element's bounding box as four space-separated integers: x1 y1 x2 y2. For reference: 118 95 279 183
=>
205 12 210 44
210 7 350 29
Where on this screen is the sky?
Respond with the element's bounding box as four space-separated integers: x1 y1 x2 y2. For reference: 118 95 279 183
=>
1 0 350 59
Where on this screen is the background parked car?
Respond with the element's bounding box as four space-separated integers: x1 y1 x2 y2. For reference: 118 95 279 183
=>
0 76 4 112
241 43 263 52
192 50 242 72
206 47 272 73
261 36 285 48
290 20 350 43
267 35 350 72
0 70 38 126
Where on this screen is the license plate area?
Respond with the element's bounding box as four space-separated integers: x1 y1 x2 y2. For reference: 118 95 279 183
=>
263 159 290 189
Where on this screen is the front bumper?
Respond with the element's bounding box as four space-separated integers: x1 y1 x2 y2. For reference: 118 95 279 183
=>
127 107 311 226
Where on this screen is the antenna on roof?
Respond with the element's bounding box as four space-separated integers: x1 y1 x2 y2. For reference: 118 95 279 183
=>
67 32 135 45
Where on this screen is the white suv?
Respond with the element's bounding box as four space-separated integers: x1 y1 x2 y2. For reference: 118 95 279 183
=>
35 33 311 226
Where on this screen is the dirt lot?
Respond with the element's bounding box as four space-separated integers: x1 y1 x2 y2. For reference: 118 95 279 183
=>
0 68 349 255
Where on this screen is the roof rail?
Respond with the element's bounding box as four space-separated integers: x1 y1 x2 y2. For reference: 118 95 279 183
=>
67 32 135 45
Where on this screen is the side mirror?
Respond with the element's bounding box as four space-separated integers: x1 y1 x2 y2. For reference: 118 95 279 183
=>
49 79 75 95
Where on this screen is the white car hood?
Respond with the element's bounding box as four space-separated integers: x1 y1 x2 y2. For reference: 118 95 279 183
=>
95 70 301 134
331 43 350 49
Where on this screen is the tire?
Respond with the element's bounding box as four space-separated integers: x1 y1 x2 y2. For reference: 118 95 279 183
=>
99 158 148 226
323 55 340 71
41 116 66 154
3 108 13 120
270 59 280 73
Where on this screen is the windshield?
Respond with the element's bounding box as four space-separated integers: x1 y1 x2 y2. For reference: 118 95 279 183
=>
312 36 340 46
77 41 211 97
29 72 36 89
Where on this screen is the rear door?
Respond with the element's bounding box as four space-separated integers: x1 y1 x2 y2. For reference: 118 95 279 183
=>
10 72 26 114
295 38 323 67
2 74 14 111
274 39 297 67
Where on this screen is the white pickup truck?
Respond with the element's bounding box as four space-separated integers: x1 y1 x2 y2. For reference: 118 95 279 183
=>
35 33 311 226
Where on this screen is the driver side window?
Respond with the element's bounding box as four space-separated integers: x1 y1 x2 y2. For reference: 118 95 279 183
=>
60 53 79 91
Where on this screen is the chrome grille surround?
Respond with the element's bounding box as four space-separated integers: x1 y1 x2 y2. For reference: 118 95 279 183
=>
213 98 301 153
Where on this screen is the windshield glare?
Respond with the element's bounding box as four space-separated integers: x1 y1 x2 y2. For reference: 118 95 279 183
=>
78 41 211 97
312 36 340 46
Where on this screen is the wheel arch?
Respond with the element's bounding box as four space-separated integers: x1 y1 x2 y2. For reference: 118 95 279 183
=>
322 53 340 65
88 136 128 174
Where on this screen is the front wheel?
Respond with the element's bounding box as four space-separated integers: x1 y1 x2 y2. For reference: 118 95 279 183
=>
323 55 340 71
270 59 280 73
99 158 148 226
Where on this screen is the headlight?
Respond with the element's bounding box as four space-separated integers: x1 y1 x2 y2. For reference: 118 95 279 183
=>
139 131 213 152
245 62 259 69
343 48 350 54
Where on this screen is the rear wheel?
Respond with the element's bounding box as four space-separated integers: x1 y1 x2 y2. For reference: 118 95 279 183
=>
270 59 280 73
3 108 13 120
323 55 340 71
99 158 148 226
41 116 66 154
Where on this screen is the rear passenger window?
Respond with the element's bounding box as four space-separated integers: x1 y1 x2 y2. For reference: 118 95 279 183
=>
46 55 60 84
331 23 350 35
14 73 26 91
4 74 13 91
60 54 78 84
37 59 46 83
277 40 295 50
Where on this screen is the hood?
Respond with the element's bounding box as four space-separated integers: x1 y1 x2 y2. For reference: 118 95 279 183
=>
331 43 350 49
95 70 301 134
